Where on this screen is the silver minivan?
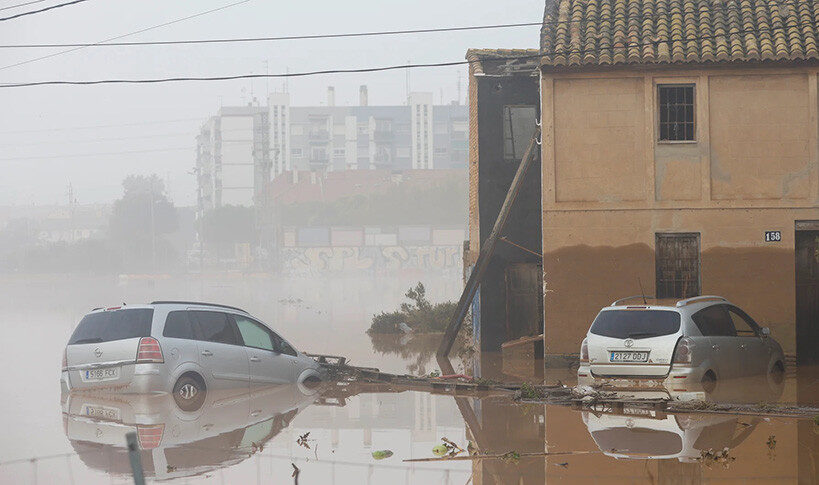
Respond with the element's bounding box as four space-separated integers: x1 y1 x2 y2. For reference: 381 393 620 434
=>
577 296 786 399
61 301 322 409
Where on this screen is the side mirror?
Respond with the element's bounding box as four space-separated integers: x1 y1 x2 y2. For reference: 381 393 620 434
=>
760 327 771 337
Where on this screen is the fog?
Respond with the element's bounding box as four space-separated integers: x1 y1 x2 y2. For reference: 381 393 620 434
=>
0 0 541 206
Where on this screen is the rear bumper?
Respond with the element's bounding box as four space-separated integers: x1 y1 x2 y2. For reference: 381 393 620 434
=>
61 364 169 394
577 364 707 401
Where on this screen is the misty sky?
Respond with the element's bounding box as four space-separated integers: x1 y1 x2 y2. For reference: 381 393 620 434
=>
0 0 542 207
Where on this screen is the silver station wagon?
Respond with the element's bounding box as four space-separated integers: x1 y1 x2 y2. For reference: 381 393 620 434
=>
577 295 786 400
61 301 322 408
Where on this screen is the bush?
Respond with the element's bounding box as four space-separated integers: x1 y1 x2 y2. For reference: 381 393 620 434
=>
367 282 456 334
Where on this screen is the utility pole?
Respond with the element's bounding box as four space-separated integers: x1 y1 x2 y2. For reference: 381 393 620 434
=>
149 178 156 269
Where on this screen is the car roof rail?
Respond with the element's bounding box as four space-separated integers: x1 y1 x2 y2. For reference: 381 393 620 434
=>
675 295 727 307
611 295 655 306
150 301 248 313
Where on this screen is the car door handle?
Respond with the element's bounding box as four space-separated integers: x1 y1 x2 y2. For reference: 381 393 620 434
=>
250 356 261 362
711 344 720 350
739 344 747 350
201 350 213 357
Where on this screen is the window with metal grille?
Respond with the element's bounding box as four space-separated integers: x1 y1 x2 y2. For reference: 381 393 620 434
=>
655 233 701 299
658 85 695 141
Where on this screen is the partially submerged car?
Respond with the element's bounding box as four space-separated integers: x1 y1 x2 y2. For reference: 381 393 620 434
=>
61 301 322 408
577 295 785 400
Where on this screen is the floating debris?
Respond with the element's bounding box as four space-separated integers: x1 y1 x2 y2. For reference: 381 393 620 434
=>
372 450 393 460
698 448 735 469
297 432 311 450
766 435 777 460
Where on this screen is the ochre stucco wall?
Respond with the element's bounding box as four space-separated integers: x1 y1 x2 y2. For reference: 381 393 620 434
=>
540 66 819 358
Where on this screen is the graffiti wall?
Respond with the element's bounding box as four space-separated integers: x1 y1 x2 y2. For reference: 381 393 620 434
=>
278 246 462 276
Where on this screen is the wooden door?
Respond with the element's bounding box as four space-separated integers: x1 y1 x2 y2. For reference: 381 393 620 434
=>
796 228 819 365
505 263 543 340
655 233 701 299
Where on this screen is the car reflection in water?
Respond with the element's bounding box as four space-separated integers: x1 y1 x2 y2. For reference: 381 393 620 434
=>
583 407 761 463
62 382 320 480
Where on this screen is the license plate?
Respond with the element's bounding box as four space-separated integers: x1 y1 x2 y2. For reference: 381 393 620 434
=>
81 404 121 421
81 367 120 382
610 351 649 363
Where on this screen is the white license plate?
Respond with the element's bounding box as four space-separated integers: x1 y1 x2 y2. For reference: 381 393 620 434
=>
81 404 121 421
610 351 649 363
81 367 120 382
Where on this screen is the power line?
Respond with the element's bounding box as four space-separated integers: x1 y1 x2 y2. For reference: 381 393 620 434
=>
0 0 91 21
0 21 543 48
0 0 250 71
0 117 202 134
0 0 47 13
2 21 816 89
0 131 194 146
0 146 191 161
0 1 804 49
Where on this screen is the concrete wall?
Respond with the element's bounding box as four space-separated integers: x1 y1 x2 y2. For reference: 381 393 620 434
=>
540 66 819 357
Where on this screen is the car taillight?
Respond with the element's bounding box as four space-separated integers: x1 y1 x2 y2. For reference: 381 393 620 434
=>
137 424 164 449
580 338 589 362
672 337 693 364
136 337 164 363
62 348 68 370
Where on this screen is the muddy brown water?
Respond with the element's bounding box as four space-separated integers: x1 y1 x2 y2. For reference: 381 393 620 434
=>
0 274 816 484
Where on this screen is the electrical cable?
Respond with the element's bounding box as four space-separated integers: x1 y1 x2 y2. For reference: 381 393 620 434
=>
0 0 807 49
0 0 48 13
0 0 91 21
0 21 543 48
2 21 817 89
0 0 250 71
0 146 191 161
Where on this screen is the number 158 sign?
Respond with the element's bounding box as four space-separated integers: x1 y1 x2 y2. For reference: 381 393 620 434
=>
765 231 782 242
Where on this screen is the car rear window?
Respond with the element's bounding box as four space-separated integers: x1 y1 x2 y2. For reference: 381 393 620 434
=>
163 311 198 340
589 310 681 339
68 309 154 345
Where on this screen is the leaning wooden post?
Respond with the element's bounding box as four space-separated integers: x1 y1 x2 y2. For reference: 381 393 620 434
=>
125 432 146 485
437 127 541 362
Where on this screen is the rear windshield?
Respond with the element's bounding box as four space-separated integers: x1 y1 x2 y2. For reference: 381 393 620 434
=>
591 428 682 455
68 309 154 345
589 310 681 339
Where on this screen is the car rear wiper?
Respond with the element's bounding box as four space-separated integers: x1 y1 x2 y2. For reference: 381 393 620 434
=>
72 338 103 344
626 332 659 339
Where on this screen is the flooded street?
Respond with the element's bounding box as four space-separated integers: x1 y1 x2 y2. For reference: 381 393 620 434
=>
0 274 816 484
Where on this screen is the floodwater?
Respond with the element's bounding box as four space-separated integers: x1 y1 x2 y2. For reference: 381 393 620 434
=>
0 274 816 484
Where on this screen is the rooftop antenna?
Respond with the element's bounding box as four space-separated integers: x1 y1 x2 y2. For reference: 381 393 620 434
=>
638 277 647 304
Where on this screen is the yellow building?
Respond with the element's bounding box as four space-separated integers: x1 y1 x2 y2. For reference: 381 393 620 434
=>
538 0 819 363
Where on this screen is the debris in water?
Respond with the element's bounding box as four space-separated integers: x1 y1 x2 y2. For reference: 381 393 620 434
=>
297 432 311 450
499 451 521 464
467 440 478 456
766 435 777 460
555 462 569 468
291 463 300 484
432 445 448 457
251 441 264 453
166 465 176 473
428 370 441 378
698 448 735 468
371 450 394 460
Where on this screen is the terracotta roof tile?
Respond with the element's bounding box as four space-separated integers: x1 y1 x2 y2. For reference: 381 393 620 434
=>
541 0 819 67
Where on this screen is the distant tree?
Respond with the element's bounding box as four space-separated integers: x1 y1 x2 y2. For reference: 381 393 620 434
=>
200 205 255 246
109 174 178 269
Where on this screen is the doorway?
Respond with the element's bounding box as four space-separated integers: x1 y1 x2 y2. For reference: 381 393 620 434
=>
795 222 819 365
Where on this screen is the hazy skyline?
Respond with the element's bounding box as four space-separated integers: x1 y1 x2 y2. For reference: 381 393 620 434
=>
0 0 541 207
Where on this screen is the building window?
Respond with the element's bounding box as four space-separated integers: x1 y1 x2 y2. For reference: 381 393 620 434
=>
291 148 303 157
655 233 700 298
658 85 695 141
503 105 537 162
